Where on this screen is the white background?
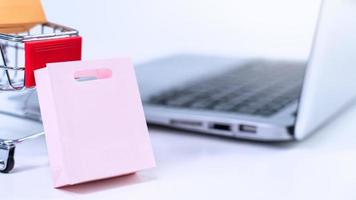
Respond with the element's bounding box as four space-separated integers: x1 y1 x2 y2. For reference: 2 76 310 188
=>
1 0 356 199
42 0 321 62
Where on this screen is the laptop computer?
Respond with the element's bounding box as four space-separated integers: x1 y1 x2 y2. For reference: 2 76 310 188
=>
135 0 356 141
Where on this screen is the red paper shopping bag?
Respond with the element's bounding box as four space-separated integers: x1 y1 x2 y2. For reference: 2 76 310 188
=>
24 36 82 87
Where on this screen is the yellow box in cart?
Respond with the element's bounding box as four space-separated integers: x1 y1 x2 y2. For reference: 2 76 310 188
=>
0 0 47 33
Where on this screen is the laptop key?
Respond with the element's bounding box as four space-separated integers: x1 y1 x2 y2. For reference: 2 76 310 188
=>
148 60 305 116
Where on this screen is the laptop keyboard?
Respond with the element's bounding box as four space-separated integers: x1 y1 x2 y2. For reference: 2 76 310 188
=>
147 60 306 117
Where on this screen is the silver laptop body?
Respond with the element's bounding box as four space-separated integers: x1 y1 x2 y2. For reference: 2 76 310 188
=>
136 0 356 141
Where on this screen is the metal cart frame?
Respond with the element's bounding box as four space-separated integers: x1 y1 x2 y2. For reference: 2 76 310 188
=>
0 22 79 173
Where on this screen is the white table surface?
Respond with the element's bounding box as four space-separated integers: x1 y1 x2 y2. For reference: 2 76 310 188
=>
2 0 355 199
1 103 356 200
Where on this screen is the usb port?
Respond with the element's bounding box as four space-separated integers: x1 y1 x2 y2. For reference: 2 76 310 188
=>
210 123 231 131
239 124 257 133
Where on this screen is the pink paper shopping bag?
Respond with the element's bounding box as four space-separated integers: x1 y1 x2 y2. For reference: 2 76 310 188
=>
34 58 155 188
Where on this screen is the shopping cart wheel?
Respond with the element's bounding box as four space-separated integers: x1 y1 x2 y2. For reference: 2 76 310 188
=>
0 144 15 173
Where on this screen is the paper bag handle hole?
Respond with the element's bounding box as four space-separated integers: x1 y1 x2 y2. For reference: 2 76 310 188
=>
74 69 112 82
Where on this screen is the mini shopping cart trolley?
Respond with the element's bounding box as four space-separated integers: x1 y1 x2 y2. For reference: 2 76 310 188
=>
0 22 81 173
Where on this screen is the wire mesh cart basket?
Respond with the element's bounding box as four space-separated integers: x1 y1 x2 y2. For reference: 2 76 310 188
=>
0 22 80 173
